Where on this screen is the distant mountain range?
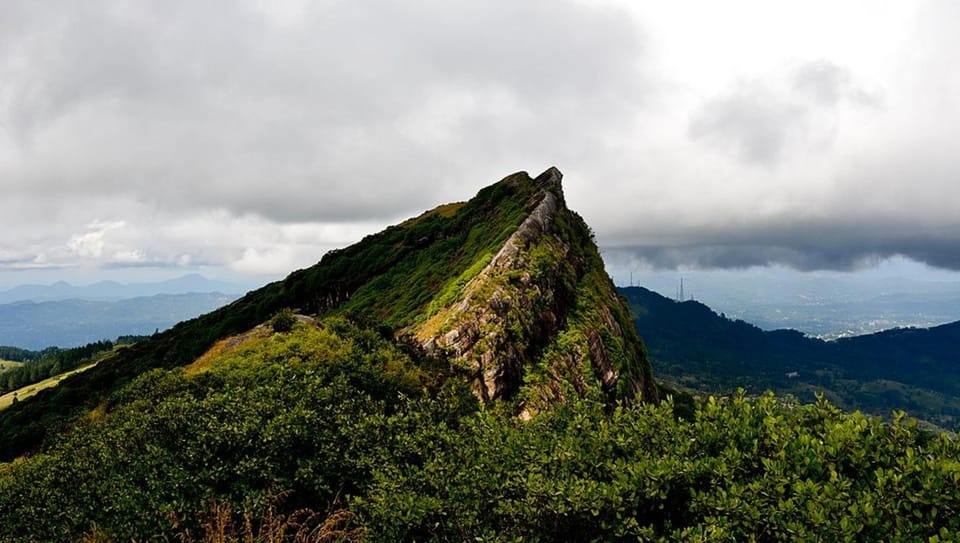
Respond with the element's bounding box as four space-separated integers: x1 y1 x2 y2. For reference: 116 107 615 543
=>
628 270 960 338
0 274 245 304
0 292 240 350
620 286 960 430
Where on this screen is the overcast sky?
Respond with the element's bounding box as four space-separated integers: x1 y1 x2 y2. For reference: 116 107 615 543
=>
2 0 958 288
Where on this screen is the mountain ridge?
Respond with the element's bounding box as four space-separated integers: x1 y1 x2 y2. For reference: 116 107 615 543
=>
0 168 656 460
412 167 656 406
0 292 239 350
3 173 959 542
0 274 246 304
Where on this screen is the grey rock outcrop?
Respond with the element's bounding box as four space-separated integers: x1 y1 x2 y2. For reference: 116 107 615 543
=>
415 167 658 406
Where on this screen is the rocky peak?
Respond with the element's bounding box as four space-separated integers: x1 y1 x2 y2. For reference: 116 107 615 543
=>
414 167 658 408
534 165 563 189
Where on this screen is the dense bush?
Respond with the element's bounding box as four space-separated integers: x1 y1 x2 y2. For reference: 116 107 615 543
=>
1 318 957 541
270 308 298 333
359 392 959 541
0 319 473 541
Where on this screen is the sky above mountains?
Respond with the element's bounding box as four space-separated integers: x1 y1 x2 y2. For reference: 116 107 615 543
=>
2 0 958 285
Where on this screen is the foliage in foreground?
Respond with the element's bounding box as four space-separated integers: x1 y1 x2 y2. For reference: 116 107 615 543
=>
362 394 959 542
1 320 958 542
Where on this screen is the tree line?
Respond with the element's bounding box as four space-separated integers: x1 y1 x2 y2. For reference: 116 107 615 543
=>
1 336 149 396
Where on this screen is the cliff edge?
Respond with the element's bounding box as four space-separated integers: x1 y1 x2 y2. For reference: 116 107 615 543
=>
412 167 658 409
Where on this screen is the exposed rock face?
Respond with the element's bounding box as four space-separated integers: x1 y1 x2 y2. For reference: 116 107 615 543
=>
415 167 658 406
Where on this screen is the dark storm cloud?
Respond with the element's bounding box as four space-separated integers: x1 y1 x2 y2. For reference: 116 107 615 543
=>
605 207 960 272
624 242 960 272
633 46 960 273
614 243 951 273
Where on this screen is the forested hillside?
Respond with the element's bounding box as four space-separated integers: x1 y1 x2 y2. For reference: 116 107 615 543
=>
622 286 960 430
1 339 139 396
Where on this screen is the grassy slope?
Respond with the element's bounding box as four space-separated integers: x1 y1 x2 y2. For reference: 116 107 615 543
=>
0 171 545 460
0 360 22 373
0 363 98 411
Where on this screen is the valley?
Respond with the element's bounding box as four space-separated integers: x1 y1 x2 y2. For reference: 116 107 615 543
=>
0 292 241 350
625 266 960 339
622 286 960 430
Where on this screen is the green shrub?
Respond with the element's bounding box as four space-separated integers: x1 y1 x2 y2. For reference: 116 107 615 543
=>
271 308 298 333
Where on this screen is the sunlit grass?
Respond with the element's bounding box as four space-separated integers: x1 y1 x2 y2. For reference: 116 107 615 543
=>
0 360 23 373
0 362 98 410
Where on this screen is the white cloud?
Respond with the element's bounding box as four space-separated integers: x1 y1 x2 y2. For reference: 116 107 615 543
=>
111 249 146 264
67 231 107 258
231 246 309 276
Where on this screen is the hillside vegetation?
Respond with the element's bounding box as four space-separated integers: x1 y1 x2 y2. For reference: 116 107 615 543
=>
0 363 99 410
0 173 538 459
1 319 957 541
0 346 40 363
0 360 22 373
622 286 960 430
1 169 957 540
1 340 121 397
0 168 656 460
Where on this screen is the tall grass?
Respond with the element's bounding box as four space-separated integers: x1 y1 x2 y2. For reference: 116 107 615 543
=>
82 501 366 543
